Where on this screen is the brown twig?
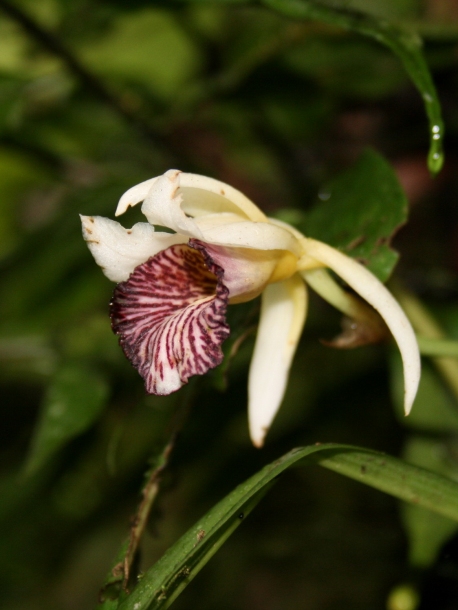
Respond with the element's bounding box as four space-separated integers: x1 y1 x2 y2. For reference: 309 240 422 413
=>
122 434 177 589
119 382 197 591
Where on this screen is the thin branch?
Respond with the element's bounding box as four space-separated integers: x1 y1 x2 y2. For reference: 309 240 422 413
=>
0 0 178 160
122 434 176 590
112 382 197 594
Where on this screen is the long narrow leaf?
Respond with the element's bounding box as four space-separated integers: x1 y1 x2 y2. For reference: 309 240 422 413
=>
261 0 444 174
118 443 458 609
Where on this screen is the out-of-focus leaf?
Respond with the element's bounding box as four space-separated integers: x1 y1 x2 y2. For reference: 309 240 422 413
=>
329 0 418 20
169 0 249 3
80 9 203 100
283 35 405 99
0 148 52 260
0 334 56 380
304 149 408 282
117 444 458 609
418 338 458 358
261 0 444 173
391 357 458 433
401 436 458 568
391 349 458 568
25 363 109 474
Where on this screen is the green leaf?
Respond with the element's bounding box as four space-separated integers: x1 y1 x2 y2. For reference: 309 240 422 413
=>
418 337 458 358
401 436 458 567
170 0 249 3
261 0 444 173
80 9 203 101
283 34 406 99
390 357 458 433
304 149 408 282
117 444 458 609
25 363 109 474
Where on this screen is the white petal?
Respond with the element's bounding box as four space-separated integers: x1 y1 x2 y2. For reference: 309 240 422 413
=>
199 220 303 255
141 170 205 238
116 177 160 216
303 238 421 415
178 173 266 221
80 215 185 282
248 274 308 447
116 170 267 222
137 171 302 254
193 240 280 301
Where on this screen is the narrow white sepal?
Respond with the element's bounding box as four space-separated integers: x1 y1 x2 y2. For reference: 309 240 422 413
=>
80 215 185 282
116 177 160 216
248 275 308 447
303 238 421 415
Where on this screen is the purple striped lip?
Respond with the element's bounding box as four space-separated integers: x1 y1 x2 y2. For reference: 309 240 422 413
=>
110 242 230 394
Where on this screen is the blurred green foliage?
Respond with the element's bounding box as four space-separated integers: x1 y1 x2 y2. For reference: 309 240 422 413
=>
1 0 458 609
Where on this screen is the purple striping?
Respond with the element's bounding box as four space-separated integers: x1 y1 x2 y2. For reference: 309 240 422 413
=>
110 243 230 394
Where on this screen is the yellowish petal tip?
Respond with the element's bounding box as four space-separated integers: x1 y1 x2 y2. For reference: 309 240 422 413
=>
252 436 265 449
250 421 271 448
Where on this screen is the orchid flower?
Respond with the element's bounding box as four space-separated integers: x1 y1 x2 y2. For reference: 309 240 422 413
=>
81 169 420 447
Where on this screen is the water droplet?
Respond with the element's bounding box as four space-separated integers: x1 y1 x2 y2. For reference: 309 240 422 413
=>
432 125 440 134
423 93 433 103
428 150 444 175
433 134 440 140
318 191 331 201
